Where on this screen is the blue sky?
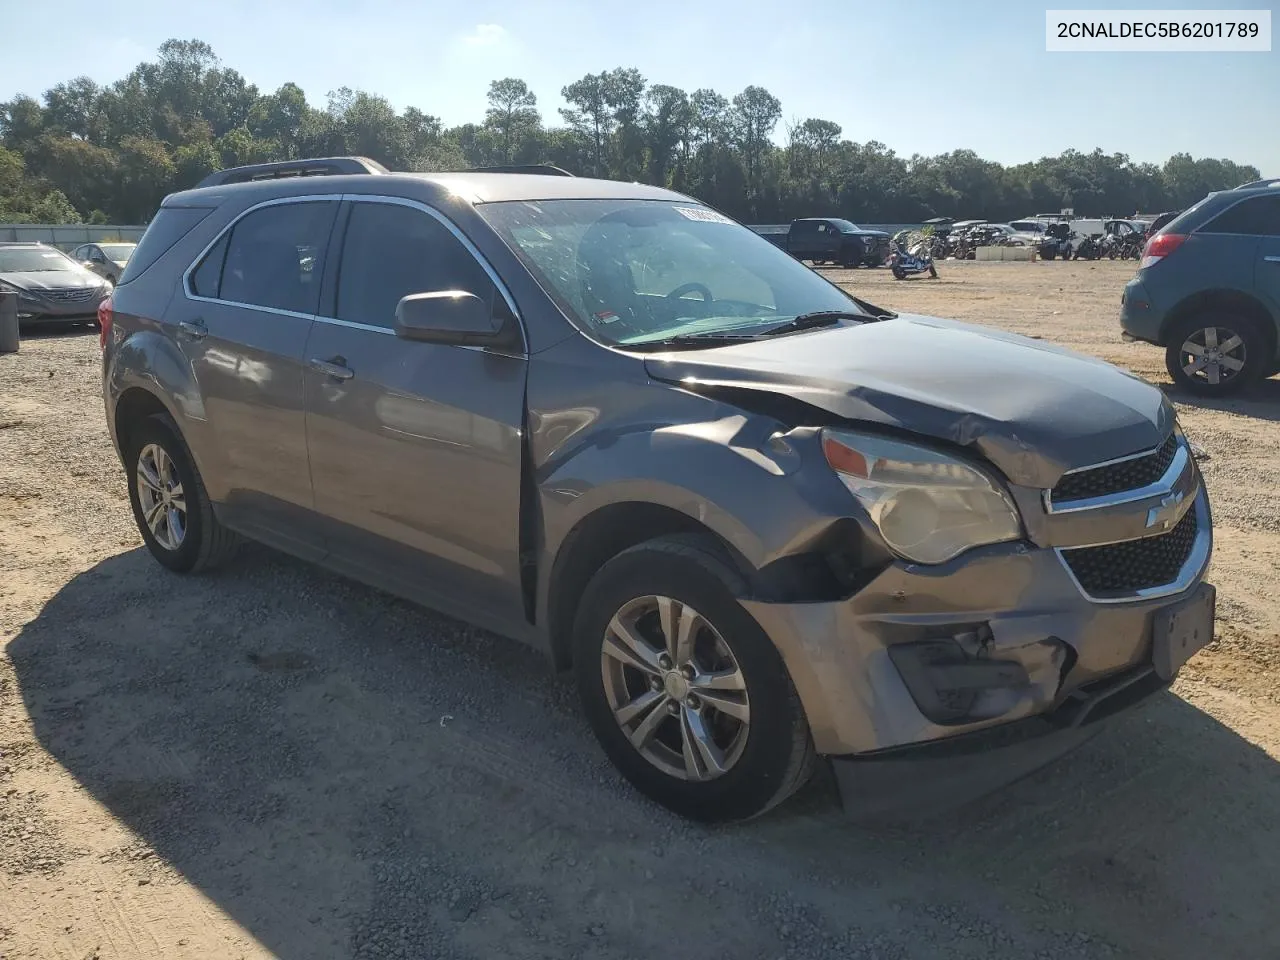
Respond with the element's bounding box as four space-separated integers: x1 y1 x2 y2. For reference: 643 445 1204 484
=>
2 0 1275 174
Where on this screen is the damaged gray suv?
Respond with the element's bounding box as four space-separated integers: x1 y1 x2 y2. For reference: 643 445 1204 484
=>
102 157 1215 822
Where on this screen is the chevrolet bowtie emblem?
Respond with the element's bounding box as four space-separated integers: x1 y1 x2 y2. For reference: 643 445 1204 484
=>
1146 489 1186 531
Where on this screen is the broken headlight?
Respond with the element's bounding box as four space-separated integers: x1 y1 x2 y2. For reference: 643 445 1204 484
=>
822 429 1022 564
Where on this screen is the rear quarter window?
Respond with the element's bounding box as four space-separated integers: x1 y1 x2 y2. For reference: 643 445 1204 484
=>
1199 196 1280 236
117 206 215 284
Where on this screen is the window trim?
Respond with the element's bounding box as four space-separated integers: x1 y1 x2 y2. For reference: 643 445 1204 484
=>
182 194 340 321
325 194 525 352
181 193 525 354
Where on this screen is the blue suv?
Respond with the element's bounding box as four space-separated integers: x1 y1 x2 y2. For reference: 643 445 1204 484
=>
1120 180 1280 396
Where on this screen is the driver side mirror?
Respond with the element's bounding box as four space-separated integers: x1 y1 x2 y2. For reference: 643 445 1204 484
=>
394 290 507 347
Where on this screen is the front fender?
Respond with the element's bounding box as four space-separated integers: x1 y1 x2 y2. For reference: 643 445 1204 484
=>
538 411 862 585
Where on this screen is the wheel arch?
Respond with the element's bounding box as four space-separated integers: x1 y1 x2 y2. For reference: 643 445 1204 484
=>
544 502 754 671
1160 288 1279 359
113 386 173 461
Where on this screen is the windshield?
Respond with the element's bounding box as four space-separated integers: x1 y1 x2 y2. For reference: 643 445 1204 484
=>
98 244 135 260
0 248 79 273
478 199 865 346
830 218 861 233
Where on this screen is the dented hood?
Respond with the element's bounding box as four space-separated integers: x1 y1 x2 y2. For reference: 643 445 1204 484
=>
643 314 1173 488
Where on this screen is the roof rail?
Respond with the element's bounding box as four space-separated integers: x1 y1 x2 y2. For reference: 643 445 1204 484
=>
195 156 389 189
465 164 575 177
1234 177 1280 190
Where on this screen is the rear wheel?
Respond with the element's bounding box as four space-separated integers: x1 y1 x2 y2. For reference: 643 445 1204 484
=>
573 535 814 822
928 263 938 278
125 413 239 572
1164 313 1269 397
892 265 906 280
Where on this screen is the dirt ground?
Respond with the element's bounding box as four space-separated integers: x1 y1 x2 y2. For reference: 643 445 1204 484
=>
2 259 1278 960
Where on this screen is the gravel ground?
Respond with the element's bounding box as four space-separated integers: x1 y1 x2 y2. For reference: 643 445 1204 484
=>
2 260 1279 960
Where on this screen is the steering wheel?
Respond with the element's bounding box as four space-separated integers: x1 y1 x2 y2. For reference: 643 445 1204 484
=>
666 282 714 302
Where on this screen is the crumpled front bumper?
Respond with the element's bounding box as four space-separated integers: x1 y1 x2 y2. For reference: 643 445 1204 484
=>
742 475 1213 814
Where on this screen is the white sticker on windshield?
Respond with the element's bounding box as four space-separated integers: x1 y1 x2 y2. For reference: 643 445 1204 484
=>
674 206 733 224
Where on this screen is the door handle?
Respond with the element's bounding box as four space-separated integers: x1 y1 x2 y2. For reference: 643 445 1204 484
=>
178 319 207 340
309 356 354 381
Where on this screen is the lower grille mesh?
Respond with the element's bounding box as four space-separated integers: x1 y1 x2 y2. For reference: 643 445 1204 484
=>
1061 502 1199 596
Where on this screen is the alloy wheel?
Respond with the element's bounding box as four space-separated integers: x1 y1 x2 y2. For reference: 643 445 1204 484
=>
600 595 750 782
1179 325 1247 387
136 442 187 550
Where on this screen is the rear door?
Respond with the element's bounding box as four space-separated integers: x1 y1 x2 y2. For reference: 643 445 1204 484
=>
303 197 529 633
170 196 339 556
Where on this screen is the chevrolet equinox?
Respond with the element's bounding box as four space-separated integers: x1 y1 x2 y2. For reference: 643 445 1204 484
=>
101 157 1216 821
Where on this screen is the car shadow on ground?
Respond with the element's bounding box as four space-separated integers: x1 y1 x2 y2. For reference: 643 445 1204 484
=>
1161 377 1280 422
8 546 1280 959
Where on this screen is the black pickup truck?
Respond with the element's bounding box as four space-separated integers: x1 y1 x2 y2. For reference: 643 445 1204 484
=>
756 218 891 267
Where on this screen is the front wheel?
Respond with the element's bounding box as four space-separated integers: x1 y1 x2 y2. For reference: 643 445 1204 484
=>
1164 313 1268 397
125 413 240 572
928 263 938 278
892 265 906 280
573 535 814 822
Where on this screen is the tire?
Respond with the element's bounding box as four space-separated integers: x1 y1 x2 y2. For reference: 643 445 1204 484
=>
892 266 906 280
1164 312 1270 397
124 412 240 573
928 264 938 278
1041 250 1055 261
572 534 814 822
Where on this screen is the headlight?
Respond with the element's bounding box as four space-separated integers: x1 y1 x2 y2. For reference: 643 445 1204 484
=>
822 429 1022 564
0 281 38 302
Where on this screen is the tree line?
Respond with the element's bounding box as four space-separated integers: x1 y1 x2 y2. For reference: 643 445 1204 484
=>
0 39 1261 226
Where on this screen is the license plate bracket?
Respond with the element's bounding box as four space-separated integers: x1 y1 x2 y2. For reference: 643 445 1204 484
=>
1151 584 1216 681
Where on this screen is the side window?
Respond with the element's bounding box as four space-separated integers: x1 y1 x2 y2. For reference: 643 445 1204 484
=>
335 202 495 329
219 201 336 314
190 233 230 298
72 245 86 259
1201 197 1280 237
816 223 828 234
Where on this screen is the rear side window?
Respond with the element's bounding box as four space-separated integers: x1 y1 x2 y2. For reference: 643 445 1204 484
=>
189 234 229 297
118 206 214 284
1200 196 1280 237
218 201 336 315
334 202 494 329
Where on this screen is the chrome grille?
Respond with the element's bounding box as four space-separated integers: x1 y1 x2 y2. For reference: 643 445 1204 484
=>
39 287 99 303
1051 434 1178 505
1060 502 1199 598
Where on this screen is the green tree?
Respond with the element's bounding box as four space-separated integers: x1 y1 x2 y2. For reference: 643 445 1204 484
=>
484 78 539 164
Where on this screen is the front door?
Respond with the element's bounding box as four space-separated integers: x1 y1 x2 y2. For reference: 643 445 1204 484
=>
303 198 529 633
170 197 339 556
1249 198 1280 348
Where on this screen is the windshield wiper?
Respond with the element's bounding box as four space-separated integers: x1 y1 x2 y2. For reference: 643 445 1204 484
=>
756 311 862 337
626 330 763 350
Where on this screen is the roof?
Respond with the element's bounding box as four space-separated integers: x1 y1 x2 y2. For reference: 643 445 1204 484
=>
168 167 689 209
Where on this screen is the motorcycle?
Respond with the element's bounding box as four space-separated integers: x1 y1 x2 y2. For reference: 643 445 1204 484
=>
1119 232 1146 260
889 239 939 280
1072 233 1103 260
1037 222 1073 261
